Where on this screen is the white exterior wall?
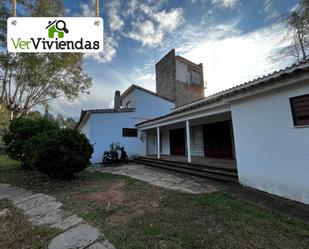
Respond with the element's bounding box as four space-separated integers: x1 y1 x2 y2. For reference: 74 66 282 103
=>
79 115 91 139
176 60 189 83
89 112 145 163
134 88 174 118
121 91 135 108
81 87 175 163
231 83 309 204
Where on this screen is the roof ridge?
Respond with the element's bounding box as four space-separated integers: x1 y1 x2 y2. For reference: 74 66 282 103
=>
121 84 174 103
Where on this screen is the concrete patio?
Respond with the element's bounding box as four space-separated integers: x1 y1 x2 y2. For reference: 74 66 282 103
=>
99 163 226 194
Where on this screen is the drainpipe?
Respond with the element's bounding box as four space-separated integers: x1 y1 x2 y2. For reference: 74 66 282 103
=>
157 126 160 159
186 120 191 163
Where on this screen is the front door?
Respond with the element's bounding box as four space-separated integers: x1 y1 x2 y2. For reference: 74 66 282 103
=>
170 128 185 155
203 121 233 158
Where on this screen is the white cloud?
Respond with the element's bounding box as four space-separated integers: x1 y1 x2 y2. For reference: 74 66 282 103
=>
212 0 239 9
48 83 115 119
48 66 131 118
127 5 184 47
108 0 124 31
264 0 280 21
177 23 290 95
153 8 184 31
126 0 138 16
80 0 95 17
127 19 164 47
84 36 118 63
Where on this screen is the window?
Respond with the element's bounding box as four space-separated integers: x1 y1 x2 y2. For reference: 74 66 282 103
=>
190 70 200 84
290 93 309 126
122 128 138 137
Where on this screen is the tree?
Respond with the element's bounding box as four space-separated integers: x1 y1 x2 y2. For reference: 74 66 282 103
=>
273 1 309 63
0 106 10 137
0 0 92 120
55 114 77 129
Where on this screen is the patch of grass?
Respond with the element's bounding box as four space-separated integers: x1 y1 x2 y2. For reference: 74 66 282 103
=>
0 155 309 249
0 200 60 249
0 155 20 169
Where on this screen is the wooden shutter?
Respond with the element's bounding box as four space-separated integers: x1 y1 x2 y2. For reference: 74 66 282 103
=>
290 94 309 126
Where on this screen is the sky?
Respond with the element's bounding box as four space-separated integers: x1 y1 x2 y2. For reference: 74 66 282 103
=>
49 0 299 119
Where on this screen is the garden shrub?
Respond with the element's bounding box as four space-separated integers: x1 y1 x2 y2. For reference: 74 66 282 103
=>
2 117 93 179
2 117 59 167
31 129 93 179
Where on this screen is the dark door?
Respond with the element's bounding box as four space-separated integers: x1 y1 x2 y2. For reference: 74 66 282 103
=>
203 121 233 158
170 128 185 155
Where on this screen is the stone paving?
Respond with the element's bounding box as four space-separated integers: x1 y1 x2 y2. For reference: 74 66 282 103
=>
99 163 223 194
0 183 115 249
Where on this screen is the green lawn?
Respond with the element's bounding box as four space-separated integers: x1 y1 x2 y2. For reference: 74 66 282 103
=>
0 155 309 249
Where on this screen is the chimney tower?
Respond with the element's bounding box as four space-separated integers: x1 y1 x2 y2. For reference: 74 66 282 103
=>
114 90 121 110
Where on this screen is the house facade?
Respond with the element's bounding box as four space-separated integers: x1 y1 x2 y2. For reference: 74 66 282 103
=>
77 85 175 163
136 62 309 205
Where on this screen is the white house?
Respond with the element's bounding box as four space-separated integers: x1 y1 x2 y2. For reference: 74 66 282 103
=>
136 61 309 205
77 85 175 163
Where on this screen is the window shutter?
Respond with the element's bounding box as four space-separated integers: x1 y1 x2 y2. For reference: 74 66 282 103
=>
290 94 309 126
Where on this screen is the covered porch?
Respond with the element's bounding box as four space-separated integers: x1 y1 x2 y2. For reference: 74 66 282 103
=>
141 110 237 169
136 107 238 181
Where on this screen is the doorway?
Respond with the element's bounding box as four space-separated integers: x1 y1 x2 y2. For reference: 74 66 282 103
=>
170 128 185 155
203 121 233 158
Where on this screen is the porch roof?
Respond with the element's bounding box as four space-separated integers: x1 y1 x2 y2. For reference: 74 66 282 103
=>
136 60 309 129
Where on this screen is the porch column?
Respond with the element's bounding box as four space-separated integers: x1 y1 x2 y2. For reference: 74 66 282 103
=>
186 120 192 163
156 126 160 159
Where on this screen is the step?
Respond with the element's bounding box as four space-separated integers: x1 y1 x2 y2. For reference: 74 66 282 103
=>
133 159 238 182
138 156 237 172
134 160 237 182
134 157 238 177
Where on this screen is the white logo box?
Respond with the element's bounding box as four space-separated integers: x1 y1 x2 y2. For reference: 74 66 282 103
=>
7 17 104 53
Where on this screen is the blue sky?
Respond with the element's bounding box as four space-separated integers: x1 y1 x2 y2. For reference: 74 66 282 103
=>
49 0 298 118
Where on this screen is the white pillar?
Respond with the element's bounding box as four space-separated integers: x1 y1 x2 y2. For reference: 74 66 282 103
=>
186 120 191 163
157 126 160 159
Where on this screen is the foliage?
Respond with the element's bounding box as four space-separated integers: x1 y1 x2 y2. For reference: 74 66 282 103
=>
2 116 58 166
30 129 93 179
109 142 122 153
273 1 309 62
0 106 10 136
0 0 92 119
55 115 77 129
2 116 93 178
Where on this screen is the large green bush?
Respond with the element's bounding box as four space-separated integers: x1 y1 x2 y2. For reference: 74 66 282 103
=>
31 129 93 179
2 117 59 167
2 117 93 179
